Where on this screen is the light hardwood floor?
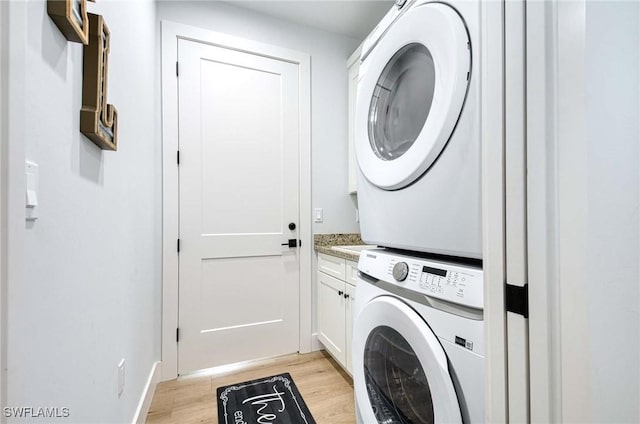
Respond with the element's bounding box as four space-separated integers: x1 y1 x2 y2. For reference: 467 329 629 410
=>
146 351 356 424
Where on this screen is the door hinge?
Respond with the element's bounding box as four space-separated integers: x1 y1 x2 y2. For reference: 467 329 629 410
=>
177 238 180 253
506 283 529 318
176 61 179 77
176 328 180 342
177 150 180 165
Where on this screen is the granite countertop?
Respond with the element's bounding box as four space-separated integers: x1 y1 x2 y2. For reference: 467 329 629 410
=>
314 233 367 262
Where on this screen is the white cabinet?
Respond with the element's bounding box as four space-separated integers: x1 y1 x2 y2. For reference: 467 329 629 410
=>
318 271 347 364
317 253 358 374
347 46 362 194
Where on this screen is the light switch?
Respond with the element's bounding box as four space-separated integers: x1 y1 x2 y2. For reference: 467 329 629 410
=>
25 161 38 221
26 189 38 207
314 208 323 223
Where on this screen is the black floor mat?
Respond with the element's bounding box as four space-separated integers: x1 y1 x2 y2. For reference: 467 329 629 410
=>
216 372 317 424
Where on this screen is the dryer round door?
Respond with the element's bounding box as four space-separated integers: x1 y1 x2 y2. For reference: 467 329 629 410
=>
355 2 471 190
353 296 462 423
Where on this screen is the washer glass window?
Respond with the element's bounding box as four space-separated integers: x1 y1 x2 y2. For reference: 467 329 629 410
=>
368 43 436 161
363 325 435 423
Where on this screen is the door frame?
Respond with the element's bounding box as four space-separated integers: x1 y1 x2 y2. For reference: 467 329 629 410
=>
481 1 509 421
526 1 589 421
160 21 312 381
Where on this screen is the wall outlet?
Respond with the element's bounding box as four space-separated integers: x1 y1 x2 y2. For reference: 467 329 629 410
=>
355 208 359 223
117 359 125 398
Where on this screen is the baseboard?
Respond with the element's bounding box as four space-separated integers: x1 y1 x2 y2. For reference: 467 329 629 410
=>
311 332 323 352
132 361 162 424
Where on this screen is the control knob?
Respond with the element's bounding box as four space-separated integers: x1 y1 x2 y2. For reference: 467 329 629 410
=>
392 262 409 282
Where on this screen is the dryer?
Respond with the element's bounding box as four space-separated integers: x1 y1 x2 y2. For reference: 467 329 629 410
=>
353 249 484 423
355 0 482 259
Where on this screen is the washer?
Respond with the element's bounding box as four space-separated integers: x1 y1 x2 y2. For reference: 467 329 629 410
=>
355 0 482 259
353 249 484 423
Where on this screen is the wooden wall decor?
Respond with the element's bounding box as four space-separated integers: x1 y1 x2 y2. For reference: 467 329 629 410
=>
80 13 118 151
47 0 90 45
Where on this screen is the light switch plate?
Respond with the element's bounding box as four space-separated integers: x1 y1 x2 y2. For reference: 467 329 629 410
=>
314 208 323 223
25 161 39 221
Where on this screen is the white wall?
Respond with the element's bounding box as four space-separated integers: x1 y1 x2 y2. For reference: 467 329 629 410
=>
0 0 6 410
156 0 361 235
585 1 640 421
5 0 161 422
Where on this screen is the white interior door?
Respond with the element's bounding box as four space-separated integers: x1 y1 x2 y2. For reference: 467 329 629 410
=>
177 38 301 374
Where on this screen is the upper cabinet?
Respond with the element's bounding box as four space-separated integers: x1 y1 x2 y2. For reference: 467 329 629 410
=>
347 46 362 194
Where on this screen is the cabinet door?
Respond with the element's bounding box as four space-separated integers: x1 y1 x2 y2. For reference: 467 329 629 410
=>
318 272 346 365
344 282 356 375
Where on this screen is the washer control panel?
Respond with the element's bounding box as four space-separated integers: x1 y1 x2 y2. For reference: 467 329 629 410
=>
360 249 483 310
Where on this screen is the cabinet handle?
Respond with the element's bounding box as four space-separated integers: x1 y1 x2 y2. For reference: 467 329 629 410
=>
344 293 349 299
338 290 343 296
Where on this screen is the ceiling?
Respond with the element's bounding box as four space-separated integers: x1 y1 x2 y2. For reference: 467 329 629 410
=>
224 1 395 40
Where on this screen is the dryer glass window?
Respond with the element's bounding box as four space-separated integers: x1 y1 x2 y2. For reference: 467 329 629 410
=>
369 43 436 161
363 325 434 424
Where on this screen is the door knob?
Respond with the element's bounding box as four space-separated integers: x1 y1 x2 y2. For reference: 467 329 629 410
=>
288 222 296 231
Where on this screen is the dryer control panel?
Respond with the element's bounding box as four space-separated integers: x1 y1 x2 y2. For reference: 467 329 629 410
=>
358 249 483 310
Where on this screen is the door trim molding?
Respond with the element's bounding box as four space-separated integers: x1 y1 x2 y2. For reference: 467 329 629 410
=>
160 20 312 380
481 1 508 421
527 1 589 421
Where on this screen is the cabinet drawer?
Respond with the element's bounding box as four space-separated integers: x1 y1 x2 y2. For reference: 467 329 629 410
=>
346 260 359 286
318 253 346 280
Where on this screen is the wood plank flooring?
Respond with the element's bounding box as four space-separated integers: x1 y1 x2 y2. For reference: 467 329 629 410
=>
146 351 356 424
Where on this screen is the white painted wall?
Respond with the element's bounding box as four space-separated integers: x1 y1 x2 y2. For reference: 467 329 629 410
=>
585 2 640 421
156 1 361 235
5 0 161 422
0 0 6 410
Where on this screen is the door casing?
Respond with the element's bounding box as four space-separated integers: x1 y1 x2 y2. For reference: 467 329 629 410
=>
160 20 312 380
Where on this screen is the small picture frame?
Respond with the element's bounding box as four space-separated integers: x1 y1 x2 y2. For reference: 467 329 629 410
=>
47 0 90 45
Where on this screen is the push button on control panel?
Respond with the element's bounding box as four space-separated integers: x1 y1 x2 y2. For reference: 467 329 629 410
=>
417 265 470 299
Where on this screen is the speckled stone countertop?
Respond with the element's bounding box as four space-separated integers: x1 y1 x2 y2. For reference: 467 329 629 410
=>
314 233 366 262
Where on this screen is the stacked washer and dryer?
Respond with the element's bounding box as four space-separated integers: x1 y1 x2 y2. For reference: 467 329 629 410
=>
353 0 484 423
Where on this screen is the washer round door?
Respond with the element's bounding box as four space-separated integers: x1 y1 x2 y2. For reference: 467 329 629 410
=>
353 296 462 423
355 2 471 190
